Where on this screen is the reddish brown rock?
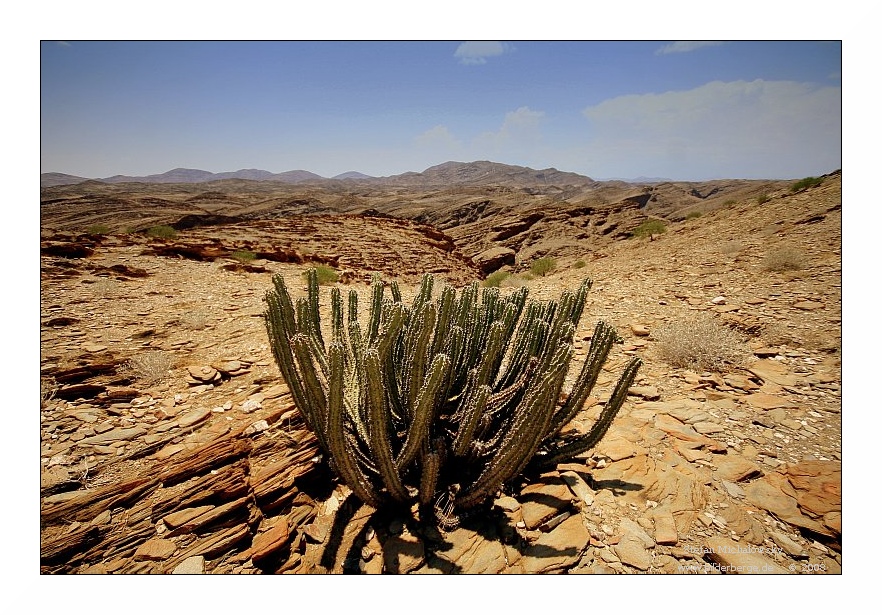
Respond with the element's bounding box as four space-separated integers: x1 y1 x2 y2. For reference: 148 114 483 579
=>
653 508 679 546
520 477 573 530
163 506 214 531
135 538 178 561
383 532 425 574
713 454 763 483
785 460 841 517
743 393 793 409
472 246 516 274
431 527 511 574
251 518 291 563
522 514 590 573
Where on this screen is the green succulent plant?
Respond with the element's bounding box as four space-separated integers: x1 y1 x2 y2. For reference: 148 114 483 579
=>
265 269 640 525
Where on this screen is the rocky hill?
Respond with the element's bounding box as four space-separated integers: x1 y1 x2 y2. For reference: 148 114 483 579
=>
39 169 841 574
41 163 807 272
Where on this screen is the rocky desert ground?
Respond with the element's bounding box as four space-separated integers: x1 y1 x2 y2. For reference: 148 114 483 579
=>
38 166 842 574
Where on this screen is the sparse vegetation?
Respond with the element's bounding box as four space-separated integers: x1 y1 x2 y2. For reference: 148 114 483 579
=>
127 350 175 384
146 225 178 240
790 176 823 193
499 274 528 288
87 224 111 235
304 264 338 285
483 270 510 287
91 278 120 297
723 199 737 206
655 312 747 371
631 219 667 238
685 211 702 220
761 322 803 347
762 247 805 272
264 270 641 521
530 256 557 277
180 311 209 330
756 194 771 205
719 240 746 255
231 250 257 263
573 260 587 269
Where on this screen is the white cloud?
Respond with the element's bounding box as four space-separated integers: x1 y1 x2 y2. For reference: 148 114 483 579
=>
581 79 841 179
475 106 545 151
656 41 725 55
454 41 513 65
415 125 461 149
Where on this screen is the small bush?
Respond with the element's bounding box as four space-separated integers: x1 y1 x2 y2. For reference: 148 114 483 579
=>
685 211 702 220
231 250 257 263
87 224 111 235
790 176 823 193
719 240 746 255
147 225 177 240
762 247 805 272
631 219 667 238
573 260 587 269
756 194 771 205
91 278 120 297
483 271 510 287
723 199 737 206
127 350 174 384
655 312 747 371
530 257 557 277
304 265 338 285
180 311 209 330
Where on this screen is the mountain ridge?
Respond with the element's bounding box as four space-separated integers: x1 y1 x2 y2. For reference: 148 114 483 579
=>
40 161 598 188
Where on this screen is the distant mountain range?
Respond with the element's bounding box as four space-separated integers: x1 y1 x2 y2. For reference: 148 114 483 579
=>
40 161 595 189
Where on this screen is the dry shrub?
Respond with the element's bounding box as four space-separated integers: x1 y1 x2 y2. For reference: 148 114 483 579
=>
127 350 174 384
91 278 120 297
180 311 209 330
719 240 746 255
655 312 747 371
760 322 803 347
530 256 557 277
762 247 805 272
483 270 510 287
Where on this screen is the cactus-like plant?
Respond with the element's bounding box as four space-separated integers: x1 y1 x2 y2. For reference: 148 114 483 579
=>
265 270 640 522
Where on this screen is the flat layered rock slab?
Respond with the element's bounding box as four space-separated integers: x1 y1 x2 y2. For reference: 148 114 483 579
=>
595 435 639 461
519 478 573 530
743 393 794 409
653 414 726 451
747 361 799 387
77 427 147 446
383 532 425 574
430 527 512 574
134 538 178 561
785 460 841 517
713 454 763 483
613 535 653 571
521 514 590 573
743 471 836 540
251 517 291 564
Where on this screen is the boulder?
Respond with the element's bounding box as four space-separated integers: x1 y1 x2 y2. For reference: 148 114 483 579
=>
473 246 516 274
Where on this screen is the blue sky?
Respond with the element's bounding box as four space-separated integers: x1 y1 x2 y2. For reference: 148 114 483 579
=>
41 40 841 181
